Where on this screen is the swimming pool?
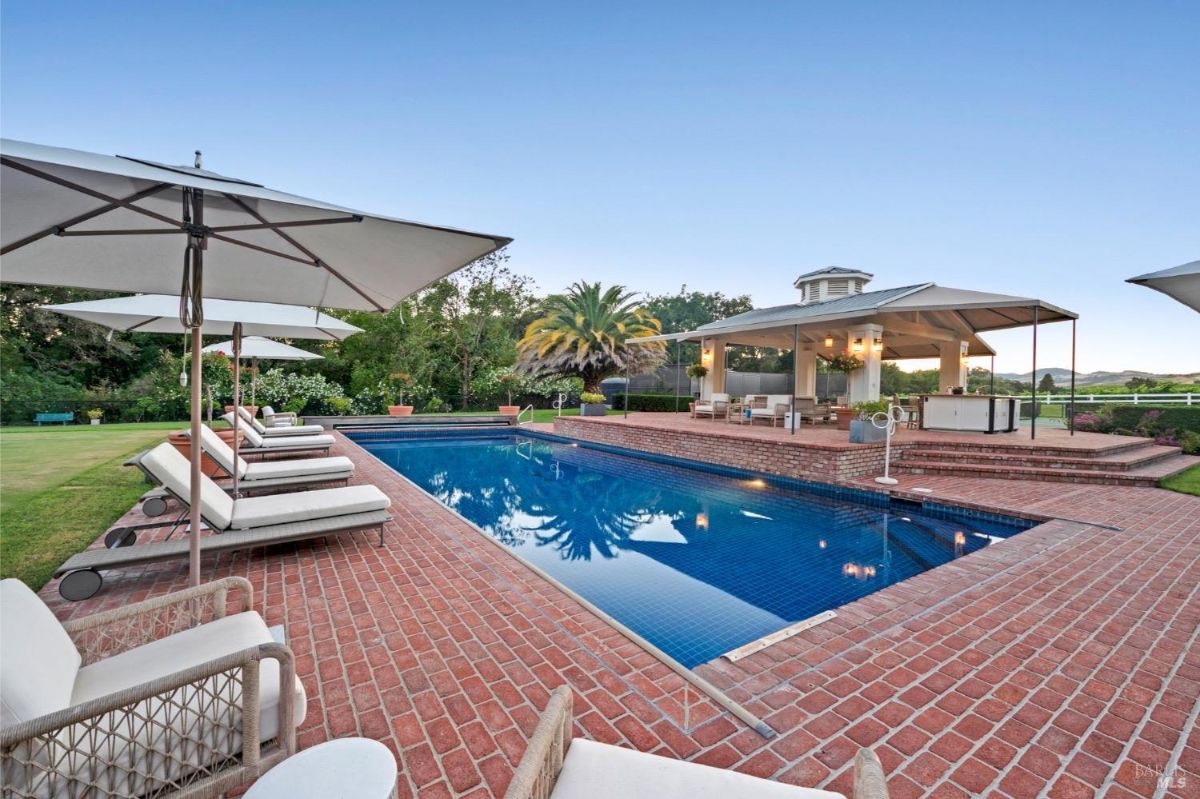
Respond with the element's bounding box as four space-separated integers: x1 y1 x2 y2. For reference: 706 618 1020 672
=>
349 429 1034 668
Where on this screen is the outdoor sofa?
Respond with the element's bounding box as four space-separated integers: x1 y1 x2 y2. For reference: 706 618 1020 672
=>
794 397 833 425
236 406 324 437
0 576 302 798
53 442 391 600
504 686 887 799
745 394 793 426
221 414 334 456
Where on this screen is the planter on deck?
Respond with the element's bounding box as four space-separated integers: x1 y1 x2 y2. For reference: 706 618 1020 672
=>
498 405 521 416
580 403 608 417
387 405 414 416
848 418 887 443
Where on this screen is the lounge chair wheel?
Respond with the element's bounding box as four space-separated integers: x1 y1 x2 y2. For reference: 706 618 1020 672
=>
104 527 137 548
142 495 169 517
59 569 103 601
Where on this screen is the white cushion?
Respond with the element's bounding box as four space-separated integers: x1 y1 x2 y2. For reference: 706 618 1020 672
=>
0 579 81 726
259 433 334 449
140 443 235 530
190 423 248 478
225 413 264 447
710 393 730 402
237 405 269 434
261 424 325 437
765 395 792 408
71 611 306 742
552 739 843 799
229 485 390 529
245 456 355 480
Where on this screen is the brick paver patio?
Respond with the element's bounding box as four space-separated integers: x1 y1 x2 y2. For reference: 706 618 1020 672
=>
40 430 1200 798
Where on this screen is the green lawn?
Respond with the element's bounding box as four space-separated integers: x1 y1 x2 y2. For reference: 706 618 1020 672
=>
0 422 186 589
1161 464 1200 496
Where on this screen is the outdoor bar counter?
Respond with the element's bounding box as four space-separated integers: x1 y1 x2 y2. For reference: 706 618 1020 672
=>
920 394 1019 434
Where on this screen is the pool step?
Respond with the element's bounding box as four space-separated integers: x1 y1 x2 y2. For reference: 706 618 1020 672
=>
900 444 1182 473
893 450 1198 487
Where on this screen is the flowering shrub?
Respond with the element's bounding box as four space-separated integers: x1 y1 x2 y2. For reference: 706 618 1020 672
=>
252 368 347 415
1073 410 1113 433
469 367 581 408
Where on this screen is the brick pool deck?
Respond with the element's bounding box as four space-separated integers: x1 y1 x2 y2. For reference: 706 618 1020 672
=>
39 430 1200 798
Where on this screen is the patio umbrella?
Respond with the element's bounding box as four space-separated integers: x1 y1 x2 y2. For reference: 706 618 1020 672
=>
1127 260 1200 313
43 294 363 497
203 335 323 408
5 137 511 586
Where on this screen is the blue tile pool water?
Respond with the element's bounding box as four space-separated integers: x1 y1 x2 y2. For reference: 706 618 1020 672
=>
348 429 1035 668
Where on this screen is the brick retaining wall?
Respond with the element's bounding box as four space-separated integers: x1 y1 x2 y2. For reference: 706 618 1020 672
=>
552 416 893 481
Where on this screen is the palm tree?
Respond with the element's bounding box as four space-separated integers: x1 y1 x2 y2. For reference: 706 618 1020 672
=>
516 282 666 393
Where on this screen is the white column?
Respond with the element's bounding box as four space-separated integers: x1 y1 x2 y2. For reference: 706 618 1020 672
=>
700 338 726 398
794 348 817 398
939 341 969 393
847 324 883 403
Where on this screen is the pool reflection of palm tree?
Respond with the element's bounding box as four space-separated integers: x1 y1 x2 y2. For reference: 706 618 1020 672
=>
523 464 685 561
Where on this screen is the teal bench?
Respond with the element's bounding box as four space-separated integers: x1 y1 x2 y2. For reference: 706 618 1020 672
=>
34 412 74 426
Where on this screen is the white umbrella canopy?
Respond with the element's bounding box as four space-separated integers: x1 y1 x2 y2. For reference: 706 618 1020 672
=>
5 137 510 592
1127 260 1200 313
203 336 324 360
1 139 512 309
43 294 362 340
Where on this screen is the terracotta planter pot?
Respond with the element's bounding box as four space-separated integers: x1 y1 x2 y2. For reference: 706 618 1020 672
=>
168 428 245 477
832 408 853 431
388 405 414 417
497 405 521 415
223 405 259 418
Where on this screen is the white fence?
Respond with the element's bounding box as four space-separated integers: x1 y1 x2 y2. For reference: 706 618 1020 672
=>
1037 393 1196 405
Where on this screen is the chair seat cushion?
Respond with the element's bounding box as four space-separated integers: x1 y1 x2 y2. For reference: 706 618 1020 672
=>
749 407 781 417
72 611 306 742
230 485 390 529
258 434 335 449
551 739 843 798
261 424 325 436
245 456 355 480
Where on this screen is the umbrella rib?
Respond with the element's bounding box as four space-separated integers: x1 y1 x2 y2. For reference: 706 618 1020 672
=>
204 231 322 266
1 158 185 232
0 181 174 255
207 216 363 233
223 194 386 311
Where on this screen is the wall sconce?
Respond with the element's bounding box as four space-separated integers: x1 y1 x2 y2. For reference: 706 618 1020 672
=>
851 338 864 354
872 337 883 353
823 335 834 348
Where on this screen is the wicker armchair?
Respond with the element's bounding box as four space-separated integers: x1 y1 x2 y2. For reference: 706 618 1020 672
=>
1 577 301 799
505 686 889 799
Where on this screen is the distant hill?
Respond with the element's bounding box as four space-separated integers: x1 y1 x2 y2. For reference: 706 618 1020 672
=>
995 368 1200 387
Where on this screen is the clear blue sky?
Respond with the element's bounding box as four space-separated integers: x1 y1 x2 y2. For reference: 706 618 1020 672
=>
3 1 1197 375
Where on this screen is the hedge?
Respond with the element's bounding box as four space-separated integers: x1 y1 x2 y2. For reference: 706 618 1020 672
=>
612 393 691 412
1109 406 1200 435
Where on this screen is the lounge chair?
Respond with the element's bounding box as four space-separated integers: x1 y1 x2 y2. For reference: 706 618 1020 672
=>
139 426 357 516
504 686 888 799
691 392 730 420
222 413 335 456
261 405 301 428
53 442 391 600
0 576 302 798
749 394 792 426
237 406 324 437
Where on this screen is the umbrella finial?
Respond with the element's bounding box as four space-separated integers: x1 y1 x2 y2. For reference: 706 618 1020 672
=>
194 150 202 169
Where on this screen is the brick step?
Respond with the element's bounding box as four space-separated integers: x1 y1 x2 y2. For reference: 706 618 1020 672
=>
900 437 1151 459
899 444 1182 472
892 454 1198 487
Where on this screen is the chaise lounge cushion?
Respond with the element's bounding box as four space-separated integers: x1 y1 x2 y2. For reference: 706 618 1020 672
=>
245 457 355 480
0 579 82 727
225 416 334 450
191 425 352 481
70 610 306 742
551 739 842 799
229 485 390 529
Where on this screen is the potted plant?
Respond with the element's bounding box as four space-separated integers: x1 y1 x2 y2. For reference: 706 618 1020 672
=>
86 408 103 426
686 363 709 396
580 392 608 417
825 353 864 429
848 400 890 443
497 370 522 415
386 372 414 416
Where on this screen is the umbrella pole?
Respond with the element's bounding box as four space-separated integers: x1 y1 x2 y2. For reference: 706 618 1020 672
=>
251 357 257 408
232 323 242 498
188 324 203 587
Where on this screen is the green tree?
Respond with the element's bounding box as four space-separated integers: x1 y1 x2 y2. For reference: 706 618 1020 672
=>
644 286 753 364
1037 372 1057 394
517 282 666 393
